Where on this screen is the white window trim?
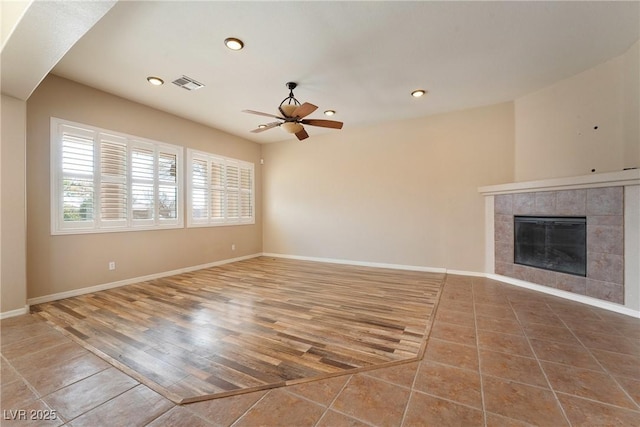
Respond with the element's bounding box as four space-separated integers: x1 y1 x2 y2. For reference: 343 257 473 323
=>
187 148 255 227
51 117 184 235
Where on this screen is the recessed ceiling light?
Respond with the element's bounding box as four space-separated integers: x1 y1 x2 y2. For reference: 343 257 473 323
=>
147 76 164 86
324 110 336 116
258 124 267 129
411 89 426 98
224 37 244 51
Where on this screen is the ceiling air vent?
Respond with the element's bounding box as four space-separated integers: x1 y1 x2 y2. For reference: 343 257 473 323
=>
171 75 205 91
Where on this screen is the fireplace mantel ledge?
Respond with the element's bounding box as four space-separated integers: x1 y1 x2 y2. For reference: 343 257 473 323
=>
478 169 640 196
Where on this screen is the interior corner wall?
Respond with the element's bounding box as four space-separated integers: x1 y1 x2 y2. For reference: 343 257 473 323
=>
1 94 28 313
26 75 263 301
262 102 515 272
514 41 640 182
623 41 640 169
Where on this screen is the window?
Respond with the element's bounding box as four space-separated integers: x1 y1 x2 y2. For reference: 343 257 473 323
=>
187 149 254 226
51 118 183 234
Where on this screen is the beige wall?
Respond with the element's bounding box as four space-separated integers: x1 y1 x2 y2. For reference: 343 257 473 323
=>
262 102 514 272
27 75 262 300
1 94 28 313
515 41 640 182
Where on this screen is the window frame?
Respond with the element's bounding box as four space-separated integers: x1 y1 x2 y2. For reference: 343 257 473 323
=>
186 148 255 228
50 117 183 235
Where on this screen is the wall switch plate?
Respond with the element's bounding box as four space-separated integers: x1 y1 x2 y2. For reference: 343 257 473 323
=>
109 261 116 270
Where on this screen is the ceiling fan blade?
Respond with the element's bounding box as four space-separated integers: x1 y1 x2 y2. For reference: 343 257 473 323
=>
295 128 309 141
292 102 317 118
242 109 285 120
300 119 343 129
250 121 281 133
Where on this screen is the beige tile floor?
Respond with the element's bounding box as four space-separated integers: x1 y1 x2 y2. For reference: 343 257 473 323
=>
1 274 639 426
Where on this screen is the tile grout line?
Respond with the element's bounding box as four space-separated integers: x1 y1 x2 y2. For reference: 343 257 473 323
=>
553 308 640 412
398 341 424 427
319 407 378 427
63 383 147 425
509 299 573 427
409 388 487 413
6 376 66 424
360 368 415 392
313 375 379 427
471 278 489 427
281 386 334 410
0 353 55 415
229 389 271 427
43 367 137 423
141 403 177 427
180 402 225 427
1 322 129 424
553 390 640 414
2 350 138 426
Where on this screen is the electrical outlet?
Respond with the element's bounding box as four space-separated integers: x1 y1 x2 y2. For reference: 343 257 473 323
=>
108 261 116 270
231 244 236 251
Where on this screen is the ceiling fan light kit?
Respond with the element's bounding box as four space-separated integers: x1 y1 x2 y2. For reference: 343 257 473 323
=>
281 122 304 134
280 104 298 118
242 82 344 141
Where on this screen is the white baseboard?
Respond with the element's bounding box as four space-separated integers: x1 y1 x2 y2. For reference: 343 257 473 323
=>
262 252 447 274
0 305 29 319
26 253 262 306
446 269 486 277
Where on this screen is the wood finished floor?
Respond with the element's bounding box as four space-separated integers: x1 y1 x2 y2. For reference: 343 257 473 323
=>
33 257 444 403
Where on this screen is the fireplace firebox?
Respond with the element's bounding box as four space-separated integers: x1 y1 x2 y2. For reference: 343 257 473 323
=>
514 216 587 277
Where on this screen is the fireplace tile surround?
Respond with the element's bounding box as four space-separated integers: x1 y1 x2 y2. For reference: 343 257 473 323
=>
494 187 624 304
479 169 640 316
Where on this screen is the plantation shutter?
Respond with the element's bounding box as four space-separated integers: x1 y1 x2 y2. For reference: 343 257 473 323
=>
52 118 183 234
226 162 240 220
99 134 127 227
187 149 255 226
158 151 178 221
210 160 225 222
131 144 155 224
191 157 209 222
60 125 95 229
239 165 253 220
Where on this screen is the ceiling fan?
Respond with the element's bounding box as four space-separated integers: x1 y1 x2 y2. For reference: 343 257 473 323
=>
242 82 343 141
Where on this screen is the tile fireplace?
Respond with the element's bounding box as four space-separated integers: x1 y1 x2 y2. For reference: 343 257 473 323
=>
494 187 623 304
479 169 640 315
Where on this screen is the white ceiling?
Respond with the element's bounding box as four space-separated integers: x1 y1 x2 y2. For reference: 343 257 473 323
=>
50 1 639 144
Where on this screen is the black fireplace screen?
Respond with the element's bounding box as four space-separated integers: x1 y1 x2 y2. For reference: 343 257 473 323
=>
514 216 587 277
